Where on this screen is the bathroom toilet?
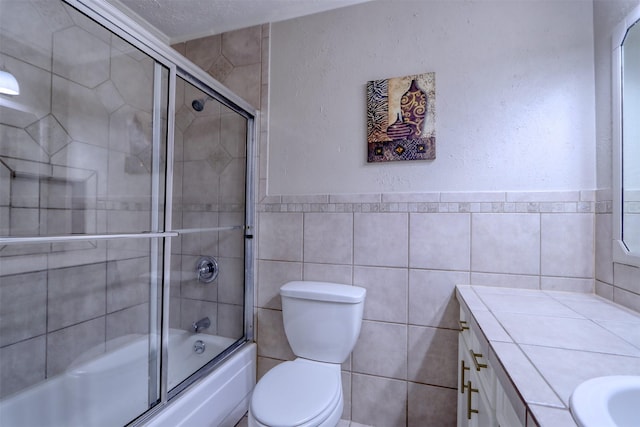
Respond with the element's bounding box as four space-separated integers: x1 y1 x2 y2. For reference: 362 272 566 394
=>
248 281 366 427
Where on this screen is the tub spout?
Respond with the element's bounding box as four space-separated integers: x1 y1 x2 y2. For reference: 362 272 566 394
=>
192 317 211 333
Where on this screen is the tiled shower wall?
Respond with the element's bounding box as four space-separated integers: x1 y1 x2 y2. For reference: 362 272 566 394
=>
255 191 595 426
0 1 159 398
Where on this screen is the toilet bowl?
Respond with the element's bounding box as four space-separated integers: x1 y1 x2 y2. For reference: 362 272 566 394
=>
248 281 366 427
248 359 343 427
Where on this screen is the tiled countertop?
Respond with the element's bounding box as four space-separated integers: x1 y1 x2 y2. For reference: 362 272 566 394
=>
455 285 640 426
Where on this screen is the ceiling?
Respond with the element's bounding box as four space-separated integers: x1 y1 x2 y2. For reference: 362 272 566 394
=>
111 0 371 44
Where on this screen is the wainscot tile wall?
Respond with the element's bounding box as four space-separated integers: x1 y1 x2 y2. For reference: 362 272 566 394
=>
255 190 597 426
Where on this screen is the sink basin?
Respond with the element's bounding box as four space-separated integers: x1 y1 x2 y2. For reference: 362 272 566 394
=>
569 375 640 427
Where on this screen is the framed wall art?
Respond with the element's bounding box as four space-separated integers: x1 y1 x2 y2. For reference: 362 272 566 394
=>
367 72 436 162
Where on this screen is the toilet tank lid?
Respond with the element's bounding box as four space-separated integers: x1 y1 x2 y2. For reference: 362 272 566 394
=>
280 281 366 303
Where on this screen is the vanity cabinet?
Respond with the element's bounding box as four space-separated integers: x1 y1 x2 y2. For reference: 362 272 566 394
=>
457 310 523 427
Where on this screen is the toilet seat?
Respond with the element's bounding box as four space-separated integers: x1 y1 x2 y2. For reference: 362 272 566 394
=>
250 359 342 427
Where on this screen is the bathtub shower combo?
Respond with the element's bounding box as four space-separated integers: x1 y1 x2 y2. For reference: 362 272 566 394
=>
0 0 256 426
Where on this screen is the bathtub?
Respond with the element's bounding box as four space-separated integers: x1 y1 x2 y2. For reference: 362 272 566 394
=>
0 329 256 427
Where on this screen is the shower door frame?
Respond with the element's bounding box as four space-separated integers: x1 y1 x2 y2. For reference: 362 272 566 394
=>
0 0 257 423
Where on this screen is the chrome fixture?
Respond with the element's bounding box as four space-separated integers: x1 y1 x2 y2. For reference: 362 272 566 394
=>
0 69 20 95
191 96 213 111
193 340 205 354
196 256 218 283
192 317 211 333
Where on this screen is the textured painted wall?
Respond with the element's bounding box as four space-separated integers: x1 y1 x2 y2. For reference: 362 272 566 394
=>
269 0 596 195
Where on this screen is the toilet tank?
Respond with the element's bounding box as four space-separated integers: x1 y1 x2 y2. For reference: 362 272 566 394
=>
280 281 366 364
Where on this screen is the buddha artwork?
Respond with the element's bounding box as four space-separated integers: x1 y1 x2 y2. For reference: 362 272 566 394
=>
366 73 436 162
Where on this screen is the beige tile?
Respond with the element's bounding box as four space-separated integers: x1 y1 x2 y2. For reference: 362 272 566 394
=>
256 308 295 361
352 320 407 380
409 213 470 270
303 212 353 264
541 213 594 278
470 272 540 289
491 342 563 407
540 276 593 293
224 63 262 109
258 212 303 262
407 382 457 427
341 371 351 421
494 312 640 356
409 269 466 329
302 263 352 284
354 266 407 323
222 26 262 67
184 34 222 71
0 336 46 399
475 291 582 317
110 51 154 113
614 262 640 294
257 260 303 309
351 374 407 427
106 257 150 313
53 26 110 88
217 256 245 305
217 303 243 339
471 213 540 275
0 271 47 347
48 263 107 332
354 213 408 268
407 326 458 388
522 345 640 405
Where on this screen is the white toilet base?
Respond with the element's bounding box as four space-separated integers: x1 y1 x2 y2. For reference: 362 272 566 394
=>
248 388 343 427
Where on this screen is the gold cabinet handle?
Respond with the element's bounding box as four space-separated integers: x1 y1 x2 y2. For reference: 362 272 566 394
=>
470 349 488 371
459 320 469 331
466 380 479 420
460 360 470 394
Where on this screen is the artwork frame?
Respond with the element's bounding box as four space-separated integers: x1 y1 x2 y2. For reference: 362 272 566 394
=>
367 73 436 162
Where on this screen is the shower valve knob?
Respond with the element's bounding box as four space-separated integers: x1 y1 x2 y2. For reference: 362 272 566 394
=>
196 256 218 283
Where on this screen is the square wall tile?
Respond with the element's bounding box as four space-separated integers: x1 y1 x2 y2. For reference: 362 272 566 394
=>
302 263 352 284
48 263 107 332
352 320 407 380
258 212 303 261
472 213 540 275
257 260 302 309
409 269 466 329
0 271 47 347
354 266 407 323
256 308 295 361
407 326 458 388
407 382 457 427
0 336 46 399
541 213 593 278
303 212 353 264
106 257 150 313
409 213 470 270
351 374 407 427
354 213 408 268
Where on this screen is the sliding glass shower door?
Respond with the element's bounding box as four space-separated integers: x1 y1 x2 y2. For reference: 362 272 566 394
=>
0 0 254 425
